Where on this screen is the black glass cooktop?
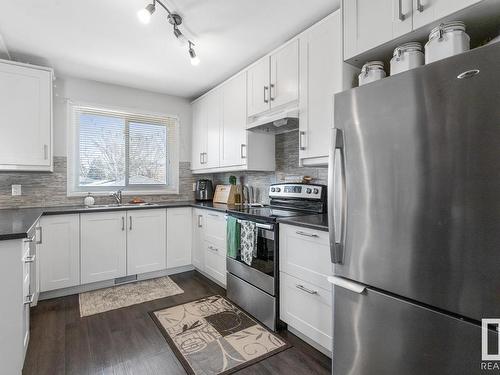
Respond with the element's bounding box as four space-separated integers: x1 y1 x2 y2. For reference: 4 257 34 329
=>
227 205 313 222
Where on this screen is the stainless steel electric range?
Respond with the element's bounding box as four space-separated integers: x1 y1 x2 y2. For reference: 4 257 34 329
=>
226 182 327 331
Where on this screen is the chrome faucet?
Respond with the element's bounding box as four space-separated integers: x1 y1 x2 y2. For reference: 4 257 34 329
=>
110 190 123 205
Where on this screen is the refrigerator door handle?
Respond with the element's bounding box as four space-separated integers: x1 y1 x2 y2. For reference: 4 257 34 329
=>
328 128 347 264
327 276 366 294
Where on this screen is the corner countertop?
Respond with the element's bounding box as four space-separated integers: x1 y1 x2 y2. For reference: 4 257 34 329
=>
0 201 229 241
277 214 329 232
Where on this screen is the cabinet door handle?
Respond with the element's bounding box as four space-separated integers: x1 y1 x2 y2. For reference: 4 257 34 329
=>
23 255 36 263
398 0 406 21
122 216 125 231
129 216 132 230
296 230 319 238
199 152 203 164
264 86 269 104
208 245 218 252
296 284 318 295
36 226 42 244
197 214 203 227
24 294 34 305
416 0 424 12
299 131 306 151
43 144 48 160
270 83 275 101
240 144 247 159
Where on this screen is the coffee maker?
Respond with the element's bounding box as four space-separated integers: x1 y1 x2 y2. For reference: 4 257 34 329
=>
195 179 214 201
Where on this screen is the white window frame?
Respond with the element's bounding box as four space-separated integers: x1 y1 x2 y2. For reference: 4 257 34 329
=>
67 101 180 197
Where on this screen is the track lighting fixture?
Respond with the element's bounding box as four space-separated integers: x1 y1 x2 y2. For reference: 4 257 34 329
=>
137 0 199 65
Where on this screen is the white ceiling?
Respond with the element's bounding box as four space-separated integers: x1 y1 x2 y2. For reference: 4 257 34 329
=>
0 0 340 99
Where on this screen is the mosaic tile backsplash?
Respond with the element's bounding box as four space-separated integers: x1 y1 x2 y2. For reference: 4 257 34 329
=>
0 130 326 208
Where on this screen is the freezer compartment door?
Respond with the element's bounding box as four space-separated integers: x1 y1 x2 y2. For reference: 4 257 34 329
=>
332 43 500 321
333 284 488 375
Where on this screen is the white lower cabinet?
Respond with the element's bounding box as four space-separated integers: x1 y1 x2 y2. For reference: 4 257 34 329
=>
279 224 332 352
191 209 227 287
39 214 80 292
192 209 205 271
127 209 167 275
167 207 192 268
80 211 127 284
204 240 226 286
280 272 332 351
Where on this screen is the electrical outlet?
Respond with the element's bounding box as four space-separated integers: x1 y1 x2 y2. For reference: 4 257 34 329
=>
11 184 22 196
192 183 196 191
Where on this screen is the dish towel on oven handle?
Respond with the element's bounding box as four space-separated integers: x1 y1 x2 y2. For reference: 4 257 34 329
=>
226 216 240 259
240 220 257 266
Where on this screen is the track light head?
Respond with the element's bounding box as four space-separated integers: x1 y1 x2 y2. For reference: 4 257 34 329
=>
189 42 200 66
173 26 188 46
137 3 155 24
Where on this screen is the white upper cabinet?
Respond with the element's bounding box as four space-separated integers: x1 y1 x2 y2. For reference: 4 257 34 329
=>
247 58 271 117
344 0 485 59
38 214 80 292
220 72 247 167
191 73 275 174
0 60 53 171
80 211 127 284
205 90 221 169
344 0 413 60
191 98 206 170
299 11 358 166
269 40 299 109
247 40 299 119
412 0 482 29
191 90 221 170
167 207 192 268
127 209 167 275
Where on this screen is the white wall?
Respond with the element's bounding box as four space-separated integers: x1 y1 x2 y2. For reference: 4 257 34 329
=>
52 76 192 161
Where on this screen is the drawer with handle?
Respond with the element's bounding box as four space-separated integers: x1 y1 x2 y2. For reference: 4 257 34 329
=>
280 272 332 351
204 240 226 286
279 224 331 290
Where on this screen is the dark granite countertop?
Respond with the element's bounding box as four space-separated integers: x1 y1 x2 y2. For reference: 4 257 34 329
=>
277 214 329 232
0 201 329 241
0 201 229 241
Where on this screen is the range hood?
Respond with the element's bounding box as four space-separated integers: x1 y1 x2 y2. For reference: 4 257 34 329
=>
246 108 299 134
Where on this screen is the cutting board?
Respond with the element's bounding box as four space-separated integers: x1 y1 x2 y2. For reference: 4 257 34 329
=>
213 185 236 204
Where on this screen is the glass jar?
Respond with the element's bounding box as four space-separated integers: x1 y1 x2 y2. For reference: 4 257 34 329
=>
390 42 424 76
358 61 386 86
425 21 470 64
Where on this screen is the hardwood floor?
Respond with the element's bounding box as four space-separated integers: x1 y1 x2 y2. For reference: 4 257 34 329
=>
23 271 332 375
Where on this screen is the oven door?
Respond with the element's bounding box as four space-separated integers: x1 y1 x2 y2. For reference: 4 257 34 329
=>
226 219 276 296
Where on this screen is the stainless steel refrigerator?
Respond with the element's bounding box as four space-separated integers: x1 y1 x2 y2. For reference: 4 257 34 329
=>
327 42 500 374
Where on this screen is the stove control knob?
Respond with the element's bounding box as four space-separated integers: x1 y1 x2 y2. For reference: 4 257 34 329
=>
313 188 319 194
271 187 276 192
275 187 281 192
306 188 312 194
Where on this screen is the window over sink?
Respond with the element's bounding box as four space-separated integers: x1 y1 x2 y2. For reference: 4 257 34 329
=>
67 103 179 196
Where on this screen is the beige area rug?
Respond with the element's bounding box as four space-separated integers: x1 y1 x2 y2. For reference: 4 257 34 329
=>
150 295 290 375
79 276 184 317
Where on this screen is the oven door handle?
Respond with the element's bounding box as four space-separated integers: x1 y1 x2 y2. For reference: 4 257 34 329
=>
235 219 273 231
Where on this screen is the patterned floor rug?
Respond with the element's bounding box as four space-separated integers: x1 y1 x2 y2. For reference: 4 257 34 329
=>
150 295 290 375
79 276 184 317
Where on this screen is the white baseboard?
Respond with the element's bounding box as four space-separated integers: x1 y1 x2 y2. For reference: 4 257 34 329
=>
287 326 332 358
193 267 227 289
39 265 195 300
